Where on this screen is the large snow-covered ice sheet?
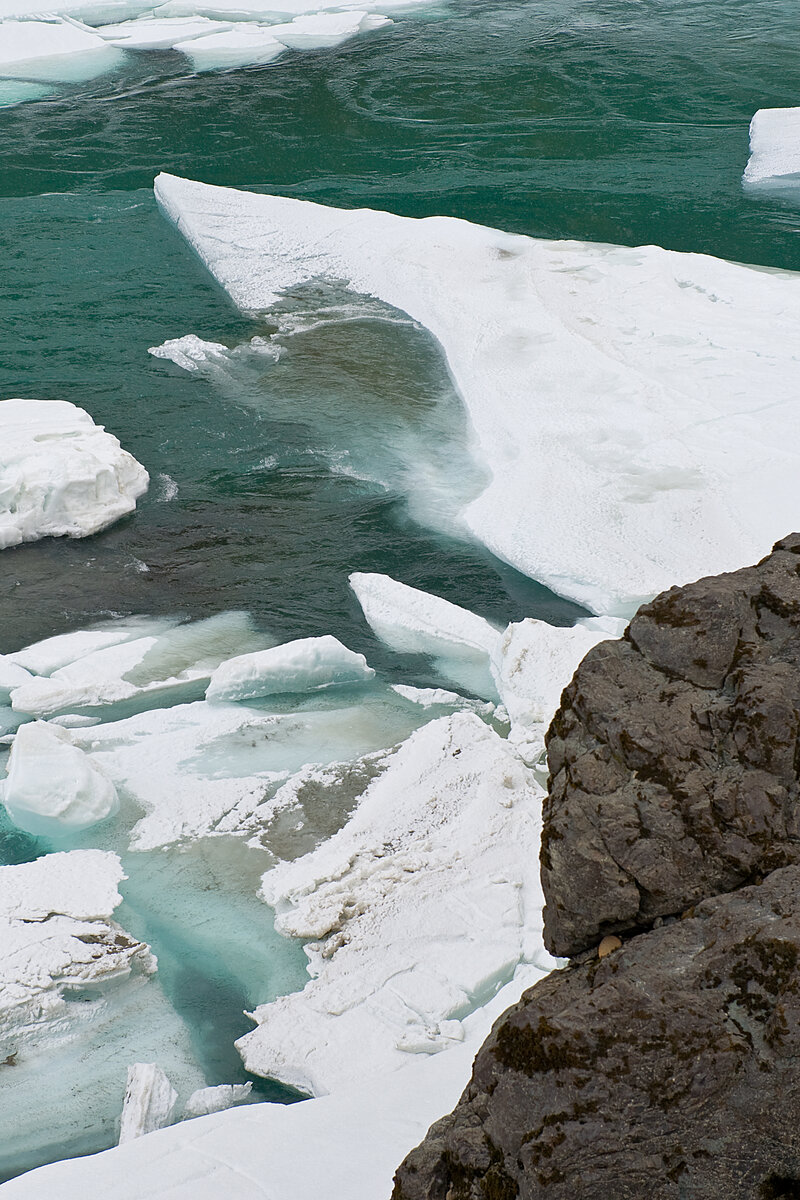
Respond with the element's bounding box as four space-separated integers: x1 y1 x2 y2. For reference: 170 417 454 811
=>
236 712 555 1096
155 173 800 616
0 399 148 549
0 967 541 1200
743 107 800 190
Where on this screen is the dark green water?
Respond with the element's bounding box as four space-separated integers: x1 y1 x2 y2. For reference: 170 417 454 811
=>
1 0 799 1180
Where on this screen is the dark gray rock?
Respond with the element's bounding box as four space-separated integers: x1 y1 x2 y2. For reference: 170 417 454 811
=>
392 866 800 1200
542 534 800 958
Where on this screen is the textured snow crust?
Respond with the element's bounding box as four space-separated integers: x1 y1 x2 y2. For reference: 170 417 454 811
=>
155 174 800 616
206 635 374 703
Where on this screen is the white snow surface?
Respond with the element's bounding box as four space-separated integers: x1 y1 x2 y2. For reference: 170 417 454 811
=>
350 571 502 698
0 399 148 549
0 850 156 1055
155 173 800 616
97 15 233 46
206 635 374 703
172 22 284 68
0 966 542 1200
2 721 119 836
118 1064 179 1143
743 107 800 188
236 711 556 1096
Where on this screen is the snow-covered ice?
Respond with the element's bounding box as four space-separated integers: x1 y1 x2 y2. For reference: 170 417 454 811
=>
0 399 148 549
0 18 123 82
118 1064 178 1143
0 967 542 1200
744 107 800 190
269 10 390 50
2 721 119 836
172 23 284 69
350 571 501 698
9 612 270 719
236 711 555 1096
97 15 233 48
0 850 154 1055
206 635 374 703
155 173 800 617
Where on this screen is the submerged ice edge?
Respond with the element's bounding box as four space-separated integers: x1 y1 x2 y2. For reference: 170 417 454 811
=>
153 174 800 618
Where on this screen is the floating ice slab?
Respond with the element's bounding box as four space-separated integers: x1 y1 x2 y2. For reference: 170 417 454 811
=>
0 18 123 82
269 10 390 50
7 618 178 677
155 174 800 616
206 635 374 703
0 399 148 549
236 712 555 1096
0 658 32 704
10 612 270 718
743 107 800 190
97 15 234 47
2 721 119 836
0 968 540 1200
350 571 501 699
118 1064 178 1144
173 22 285 69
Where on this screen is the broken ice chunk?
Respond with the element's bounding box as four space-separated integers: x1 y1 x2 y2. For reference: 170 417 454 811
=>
3 722 119 836
206 635 374 703
184 1082 252 1118
118 1064 178 1143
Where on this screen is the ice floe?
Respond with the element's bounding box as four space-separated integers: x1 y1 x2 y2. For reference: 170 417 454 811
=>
97 14 233 47
118 1063 179 1143
155 173 800 616
350 571 501 699
9 612 270 719
0 399 148 550
743 107 800 190
2 721 119 836
0 17 123 82
173 22 284 68
236 712 555 1096
206 635 374 703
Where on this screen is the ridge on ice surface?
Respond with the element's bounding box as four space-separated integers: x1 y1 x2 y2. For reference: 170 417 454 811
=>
0 399 148 548
154 173 800 617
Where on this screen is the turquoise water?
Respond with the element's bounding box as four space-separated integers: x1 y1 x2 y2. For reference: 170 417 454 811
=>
2 0 800 1180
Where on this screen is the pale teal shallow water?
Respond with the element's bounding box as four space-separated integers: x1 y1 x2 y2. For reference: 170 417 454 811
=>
1 0 799 1180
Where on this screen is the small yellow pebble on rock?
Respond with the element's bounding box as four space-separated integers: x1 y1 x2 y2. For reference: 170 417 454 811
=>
598 935 622 959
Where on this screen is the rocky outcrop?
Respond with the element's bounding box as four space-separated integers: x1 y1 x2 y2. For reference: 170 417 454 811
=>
392 536 800 1200
543 533 800 958
392 866 800 1200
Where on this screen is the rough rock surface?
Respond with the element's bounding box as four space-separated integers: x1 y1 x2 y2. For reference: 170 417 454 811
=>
542 533 800 958
393 866 800 1200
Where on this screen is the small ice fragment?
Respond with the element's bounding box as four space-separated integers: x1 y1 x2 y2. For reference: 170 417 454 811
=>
118 1064 178 1143
269 11 390 50
743 107 800 188
183 1082 252 1118
173 23 285 70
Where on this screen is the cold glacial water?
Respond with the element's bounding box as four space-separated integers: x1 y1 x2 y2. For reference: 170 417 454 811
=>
2 0 800 1182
